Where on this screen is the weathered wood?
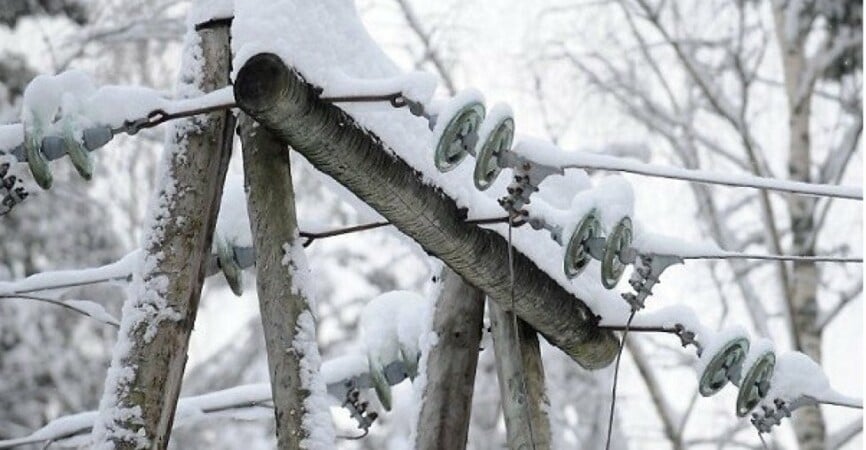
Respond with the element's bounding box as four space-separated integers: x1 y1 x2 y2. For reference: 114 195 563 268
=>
415 267 485 450
489 301 552 450
91 20 234 450
233 52 619 369
239 114 322 449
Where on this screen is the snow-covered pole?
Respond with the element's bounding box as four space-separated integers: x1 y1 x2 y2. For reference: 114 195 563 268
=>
414 267 485 449
238 114 334 448
488 302 553 449
233 52 619 369
90 15 235 450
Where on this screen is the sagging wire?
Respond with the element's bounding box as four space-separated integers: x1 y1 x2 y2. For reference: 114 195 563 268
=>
604 309 636 450
507 214 537 450
0 92 237 217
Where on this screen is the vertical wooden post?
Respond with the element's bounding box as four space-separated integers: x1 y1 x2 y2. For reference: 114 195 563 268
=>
489 302 552 450
415 267 485 449
239 114 333 449
91 17 233 450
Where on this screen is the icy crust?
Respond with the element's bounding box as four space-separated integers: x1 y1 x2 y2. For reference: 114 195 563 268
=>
91 24 205 450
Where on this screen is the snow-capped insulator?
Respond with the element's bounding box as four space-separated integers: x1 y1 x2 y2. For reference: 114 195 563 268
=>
217 238 243 296
433 97 485 172
473 106 514 190
563 210 602 278
601 216 634 289
24 130 53 190
63 121 94 180
698 336 750 397
736 350 776 417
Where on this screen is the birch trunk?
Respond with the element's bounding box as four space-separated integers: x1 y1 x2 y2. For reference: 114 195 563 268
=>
232 52 619 370
415 267 485 450
91 19 234 450
771 6 826 449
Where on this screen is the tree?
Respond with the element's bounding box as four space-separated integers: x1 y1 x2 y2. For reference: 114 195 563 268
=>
527 0 862 448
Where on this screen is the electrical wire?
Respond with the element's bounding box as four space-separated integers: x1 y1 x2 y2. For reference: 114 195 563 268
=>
605 309 636 450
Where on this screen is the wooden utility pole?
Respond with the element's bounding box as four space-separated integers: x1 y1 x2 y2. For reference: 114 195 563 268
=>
239 114 331 449
91 16 234 450
232 52 619 369
415 267 485 449
489 302 552 450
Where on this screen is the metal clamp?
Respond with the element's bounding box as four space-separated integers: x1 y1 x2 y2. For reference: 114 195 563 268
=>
622 253 683 311
0 162 28 216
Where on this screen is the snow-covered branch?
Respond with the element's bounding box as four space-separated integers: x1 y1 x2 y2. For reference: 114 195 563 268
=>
0 354 412 449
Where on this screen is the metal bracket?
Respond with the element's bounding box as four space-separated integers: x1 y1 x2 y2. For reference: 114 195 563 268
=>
622 253 683 311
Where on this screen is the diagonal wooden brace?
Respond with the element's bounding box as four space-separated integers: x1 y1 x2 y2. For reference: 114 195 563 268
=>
233 53 619 369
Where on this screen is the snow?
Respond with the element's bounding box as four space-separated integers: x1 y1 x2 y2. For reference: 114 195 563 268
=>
188 0 234 26
64 300 120 326
515 139 862 200
430 89 485 147
215 173 252 248
360 290 432 373
0 123 23 153
293 311 337 449
739 337 774 379
325 70 438 106
694 325 748 380
321 354 369 386
229 0 640 321
282 233 317 303
0 250 139 296
761 351 862 408
0 347 431 449
408 276 443 444
91 19 206 450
